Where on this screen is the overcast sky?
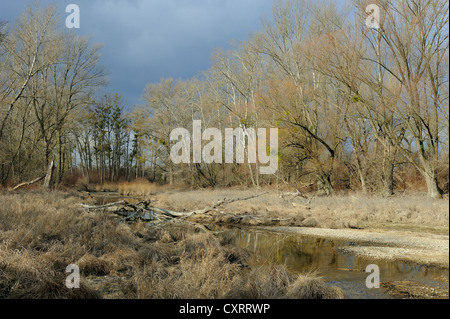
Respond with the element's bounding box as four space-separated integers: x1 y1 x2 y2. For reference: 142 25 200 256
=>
0 0 274 108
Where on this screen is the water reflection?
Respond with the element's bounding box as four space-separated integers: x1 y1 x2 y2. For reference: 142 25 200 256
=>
225 228 449 298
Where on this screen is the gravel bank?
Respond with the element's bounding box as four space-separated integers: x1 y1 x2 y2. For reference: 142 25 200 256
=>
264 226 450 268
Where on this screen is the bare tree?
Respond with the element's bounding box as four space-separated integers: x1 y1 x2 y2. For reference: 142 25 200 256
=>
0 5 58 140
0 4 107 186
352 0 449 198
210 39 265 187
253 0 350 195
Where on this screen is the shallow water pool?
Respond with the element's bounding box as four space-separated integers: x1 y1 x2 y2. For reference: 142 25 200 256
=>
222 228 449 299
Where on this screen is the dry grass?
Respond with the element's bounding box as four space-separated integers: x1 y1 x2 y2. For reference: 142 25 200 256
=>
132 235 344 299
118 179 159 196
0 190 142 298
285 271 345 299
133 245 242 299
94 182 119 193
117 179 190 196
227 266 344 299
153 189 449 231
0 190 343 299
308 193 449 229
74 178 161 195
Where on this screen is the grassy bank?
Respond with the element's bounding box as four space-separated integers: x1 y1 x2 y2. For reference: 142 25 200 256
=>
150 188 449 232
0 190 344 299
79 179 449 232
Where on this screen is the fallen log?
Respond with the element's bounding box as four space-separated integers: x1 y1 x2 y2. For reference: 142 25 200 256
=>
10 175 46 191
150 192 270 218
79 200 127 210
280 189 315 206
279 189 308 200
191 192 268 215
78 192 268 227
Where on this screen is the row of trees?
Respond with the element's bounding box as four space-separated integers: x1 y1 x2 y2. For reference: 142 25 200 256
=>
1 1 448 198
130 0 449 198
0 5 143 186
73 93 137 184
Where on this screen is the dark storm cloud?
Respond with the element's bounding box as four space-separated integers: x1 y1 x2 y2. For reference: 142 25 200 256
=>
0 0 273 107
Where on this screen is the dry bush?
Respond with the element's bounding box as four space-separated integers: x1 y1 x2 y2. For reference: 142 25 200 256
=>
234 264 293 299
180 232 221 254
101 248 140 273
131 233 244 299
0 244 100 299
227 265 344 299
286 271 345 299
136 241 177 265
59 171 85 188
77 254 111 276
174 248 242 299
7 275 102 299
94 182 119 192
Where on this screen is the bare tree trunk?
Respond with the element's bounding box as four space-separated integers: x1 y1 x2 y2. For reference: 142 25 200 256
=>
419 155 443 199
43 160 54 188
381 161 394 197
317 172 334 196
380 142 395 197
423 172 442 199
355 155 367 194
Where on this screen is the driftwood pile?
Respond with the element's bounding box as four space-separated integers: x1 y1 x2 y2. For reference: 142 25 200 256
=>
79 193 268 230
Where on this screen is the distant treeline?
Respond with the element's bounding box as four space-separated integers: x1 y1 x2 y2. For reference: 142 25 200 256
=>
0 1 448 198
